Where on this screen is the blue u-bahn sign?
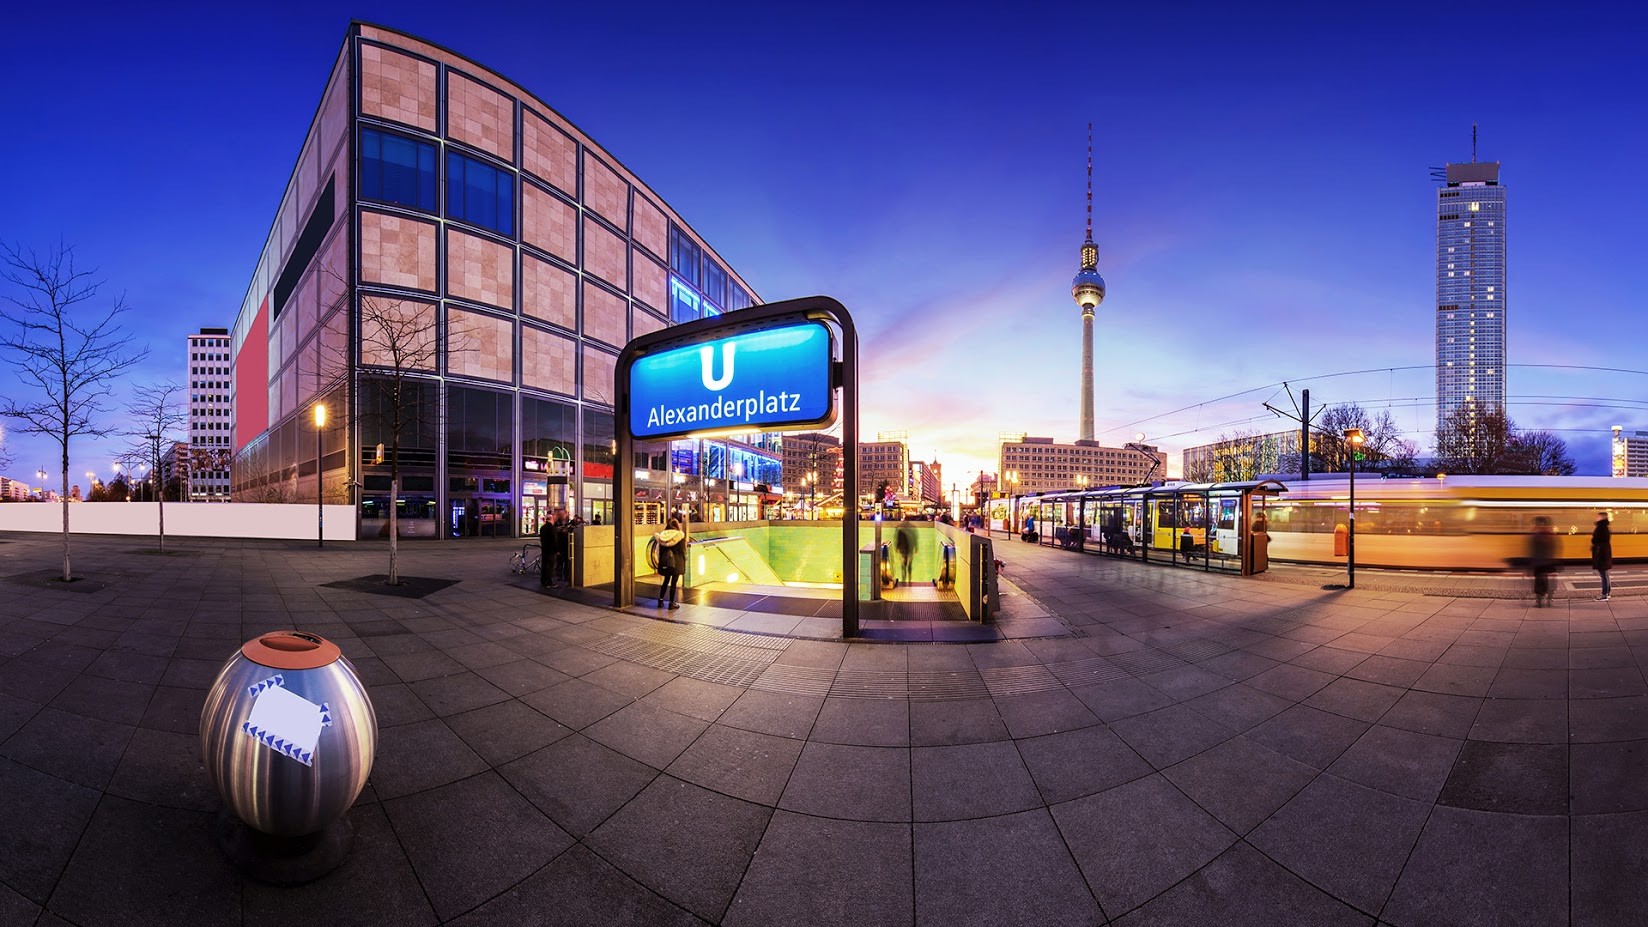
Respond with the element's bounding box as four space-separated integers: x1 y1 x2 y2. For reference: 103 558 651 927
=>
628 321 835 440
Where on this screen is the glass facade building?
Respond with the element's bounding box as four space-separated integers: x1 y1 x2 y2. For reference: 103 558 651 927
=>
1435 161 1506 435
228 22 772 537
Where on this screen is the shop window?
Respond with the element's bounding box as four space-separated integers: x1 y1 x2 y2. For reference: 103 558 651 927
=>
360 128 437 212
447 151 514 236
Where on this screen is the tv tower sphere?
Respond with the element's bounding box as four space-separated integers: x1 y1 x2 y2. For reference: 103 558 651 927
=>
1072 263 1105 315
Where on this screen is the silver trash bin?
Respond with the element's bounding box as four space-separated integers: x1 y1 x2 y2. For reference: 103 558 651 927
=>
200 631 377 879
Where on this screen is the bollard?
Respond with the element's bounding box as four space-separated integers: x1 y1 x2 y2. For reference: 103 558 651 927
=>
200 631 377 883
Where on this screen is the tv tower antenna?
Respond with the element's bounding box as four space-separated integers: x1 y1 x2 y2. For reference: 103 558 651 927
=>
1085 122 1093 240
1472 122 1478 162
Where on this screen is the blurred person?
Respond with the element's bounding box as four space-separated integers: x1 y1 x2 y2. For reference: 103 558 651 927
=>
1528 516 1557 607
1592 511 1613 601
894 518 916 584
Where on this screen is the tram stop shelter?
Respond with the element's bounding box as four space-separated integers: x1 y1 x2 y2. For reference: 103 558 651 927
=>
1017 479 1286 576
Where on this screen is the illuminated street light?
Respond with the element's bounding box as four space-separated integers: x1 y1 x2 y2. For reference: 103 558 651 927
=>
1345 428 1366 589
314 403 327 548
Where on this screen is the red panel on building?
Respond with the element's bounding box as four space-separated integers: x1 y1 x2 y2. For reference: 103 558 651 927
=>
234 296 269 451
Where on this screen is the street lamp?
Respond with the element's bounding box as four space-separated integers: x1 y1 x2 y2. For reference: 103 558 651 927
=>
1005 470 1020 536
1344 427 1365 589
314 402 327 548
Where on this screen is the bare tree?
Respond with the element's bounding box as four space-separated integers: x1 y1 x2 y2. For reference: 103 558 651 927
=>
0 242 147 581
122 381 186 550
1509 430 1577 476
1308 404 1418 474
1434 406 1519 474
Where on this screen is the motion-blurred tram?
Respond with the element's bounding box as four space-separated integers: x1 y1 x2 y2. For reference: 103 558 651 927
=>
1013 476 1648 572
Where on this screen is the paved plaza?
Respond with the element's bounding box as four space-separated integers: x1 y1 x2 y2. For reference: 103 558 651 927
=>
0 529 1645 926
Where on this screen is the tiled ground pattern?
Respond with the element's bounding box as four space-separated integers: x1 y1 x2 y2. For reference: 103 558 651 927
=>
0 531 1643 926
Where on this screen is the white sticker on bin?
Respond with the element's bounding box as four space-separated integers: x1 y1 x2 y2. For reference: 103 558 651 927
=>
241 675 334 767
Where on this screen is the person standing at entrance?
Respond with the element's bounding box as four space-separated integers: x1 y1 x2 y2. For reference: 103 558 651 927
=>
1592 510 1614 601
655 518 687 609
1528 516 1557 607
551 508 572 584
537 512 555 588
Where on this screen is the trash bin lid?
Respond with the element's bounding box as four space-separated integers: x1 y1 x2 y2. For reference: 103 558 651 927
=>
241 631 342 670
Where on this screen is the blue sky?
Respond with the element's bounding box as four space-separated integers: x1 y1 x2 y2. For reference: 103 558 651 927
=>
2 2 1645 487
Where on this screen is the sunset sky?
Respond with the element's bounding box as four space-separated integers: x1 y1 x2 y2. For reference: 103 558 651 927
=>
3 3 1645 487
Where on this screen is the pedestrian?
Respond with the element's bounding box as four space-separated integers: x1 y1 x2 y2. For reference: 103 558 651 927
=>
1592 510 1613 601
1528 515 1557 607
537 511 555 588
654 517 687 609
552 508 573 583
894 518 916 584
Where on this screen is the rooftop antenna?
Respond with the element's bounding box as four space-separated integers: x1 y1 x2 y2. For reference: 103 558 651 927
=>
1472 122 1478 163
1085 122 1093 241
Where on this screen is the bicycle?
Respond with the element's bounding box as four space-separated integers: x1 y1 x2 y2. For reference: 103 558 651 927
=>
509 543 542 576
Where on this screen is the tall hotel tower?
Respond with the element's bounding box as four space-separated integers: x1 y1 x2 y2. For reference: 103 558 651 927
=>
1071 125 1105 443
1434 145 1506 436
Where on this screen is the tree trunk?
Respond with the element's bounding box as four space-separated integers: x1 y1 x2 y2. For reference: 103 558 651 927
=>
389 474 400 585
60 466 70 582
158 490 166 552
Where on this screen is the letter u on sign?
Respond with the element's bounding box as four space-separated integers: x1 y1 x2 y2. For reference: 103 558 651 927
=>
700 343 735 391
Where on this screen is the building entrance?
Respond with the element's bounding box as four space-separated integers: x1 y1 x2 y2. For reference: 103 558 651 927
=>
449 496 511 538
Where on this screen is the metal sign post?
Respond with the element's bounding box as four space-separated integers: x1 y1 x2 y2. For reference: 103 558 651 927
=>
615 296 861 636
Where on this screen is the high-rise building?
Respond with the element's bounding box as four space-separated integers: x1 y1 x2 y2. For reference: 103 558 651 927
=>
1071 125 1105 443
226 23 771 537
1612 426 1648 478
1435 154 1506 436
187 327 233 500
857 438 910 504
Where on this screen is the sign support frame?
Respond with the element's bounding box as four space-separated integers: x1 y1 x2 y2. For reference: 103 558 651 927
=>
614 296 861 636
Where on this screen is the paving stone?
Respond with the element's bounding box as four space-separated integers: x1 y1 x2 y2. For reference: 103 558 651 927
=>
1183 682 1293 731
500 733 659 836
1162 736 1317 834
641 676 745 722
46 673 155 726
1572 809 1648 926
1112 842 1373 927
1571 666 1648 699
726 811 910 927
912 740 1041 821
1383 806 1567 927
585 700 711 769
1069 676 1177 721
992 688 1103 738
1378 690 1482 739
779 742 910 822
1570 740 1648 814
589 776 773 923
0 756 100 903
520 676 635 730
1012 723 1150 805
909 697 1008 746
48 796 236 927
1326 724 1463 803
718 688 824 740
1246 704 1368 770
83 650 172 686
1054 773 1236 916
0 881 38 926
408 670 510 717
1302 676 1404 722
1249 773 1430 912
0 659 76 703
809 696 911 746
105 727 218 812
583 660 677 699
450 844 704 927
1570 695 1648 743
1245 663 1336 701
1437 740 1567 815
1109 703 1235 768
379 648 467 683
667 724 804 806
0 706 134 789
368 718 488 800
915 809 1100 927
384 771 572 922
444 698 571 766
366 682 436 728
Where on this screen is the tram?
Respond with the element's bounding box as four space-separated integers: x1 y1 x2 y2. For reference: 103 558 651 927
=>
1015 476 1648 572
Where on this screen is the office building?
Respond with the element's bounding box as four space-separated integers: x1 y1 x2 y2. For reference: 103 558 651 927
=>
858 438 910 504
1613 426 1648 478
228 23 773 537
999 436 1165 495
1435 157 1506 436
1182 430 1300 483
187 327 233 500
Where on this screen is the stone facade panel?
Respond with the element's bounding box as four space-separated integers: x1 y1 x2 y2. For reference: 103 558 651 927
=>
447 71 515 162
583 217 627 290
360 212 437 293
522 110 577 197
360 45 436 132
582 282 627 349
522 183 576 264
446 228 515 310
522 324 576 396
448 307 515 384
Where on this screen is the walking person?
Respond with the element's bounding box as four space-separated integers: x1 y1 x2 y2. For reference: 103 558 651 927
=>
1592 510 1614 601
894 518 916 585
1528 516 1557 607
654 518 687 609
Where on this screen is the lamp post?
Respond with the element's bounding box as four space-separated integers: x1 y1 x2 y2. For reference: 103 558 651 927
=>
37 468 47 501
1006 470 1020 536
314 403 327 548
1345 428 1365 589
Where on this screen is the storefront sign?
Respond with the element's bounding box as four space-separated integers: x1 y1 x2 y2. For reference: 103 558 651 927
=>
629 321 833 440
